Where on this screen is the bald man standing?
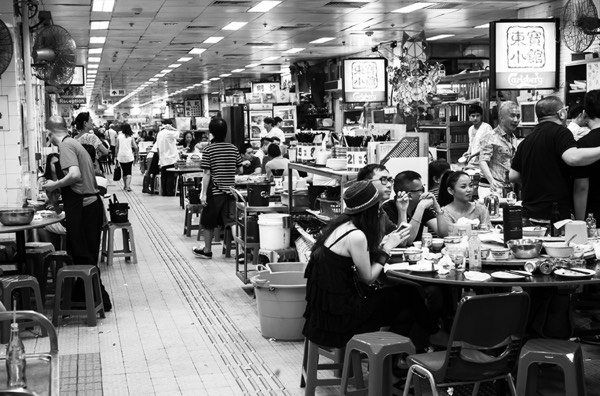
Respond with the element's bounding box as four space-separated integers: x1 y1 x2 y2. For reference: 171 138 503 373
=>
478 101 521 192
43 115 112 311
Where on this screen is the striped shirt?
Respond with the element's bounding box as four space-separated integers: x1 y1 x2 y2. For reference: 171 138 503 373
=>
201 142 242 195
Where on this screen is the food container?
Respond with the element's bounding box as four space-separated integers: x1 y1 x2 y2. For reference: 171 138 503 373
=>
0 208 35 226
506 239 543 259
443 236 462 244
431 238 444 251
522 226 547 237
404 249 422 262
281 191 310 207
543 242 574 258
491 247 511 260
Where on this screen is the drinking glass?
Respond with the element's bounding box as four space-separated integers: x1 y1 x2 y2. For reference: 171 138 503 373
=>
506 191 517 205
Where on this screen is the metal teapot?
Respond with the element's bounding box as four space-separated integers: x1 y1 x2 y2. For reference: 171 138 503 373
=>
484 193 500 217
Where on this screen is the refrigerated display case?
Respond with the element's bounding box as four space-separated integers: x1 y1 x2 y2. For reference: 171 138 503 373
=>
247 103 273 145
273 105 297 137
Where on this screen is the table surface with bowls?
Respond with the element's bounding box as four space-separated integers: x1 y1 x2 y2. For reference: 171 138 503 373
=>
0 208 64 232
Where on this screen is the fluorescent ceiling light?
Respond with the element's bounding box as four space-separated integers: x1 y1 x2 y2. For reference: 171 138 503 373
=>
283 48 304 54
210 77 220 81
204 37 224 44
89 36 106 44
90 21 109 30
161 69 173 74
231 68 245 73
168 64 181 68
219 73 231 77
392 2 434 13
428 34 455 41
177 57 193 62
245 63 259 68
212 92 219 94
223 22 247 31
91 0 115 12
88 57 101 63
188 48 206 55
149 78 158 81
248 1 281 13
88 64 99 69
88 48 103 54
310 37 335 44
201 80 210 84
262 56 280 62
155 73 165 77
475 23 489 29
87 70 97 74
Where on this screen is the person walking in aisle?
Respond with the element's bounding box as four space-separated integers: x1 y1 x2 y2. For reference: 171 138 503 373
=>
106 123 118 164
152 119 180 196
43 115 112 311
116 123 138 192
192 118 243 258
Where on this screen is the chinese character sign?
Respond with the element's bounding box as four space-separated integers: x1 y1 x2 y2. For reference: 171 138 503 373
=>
343 58 388 103
507 26 546 69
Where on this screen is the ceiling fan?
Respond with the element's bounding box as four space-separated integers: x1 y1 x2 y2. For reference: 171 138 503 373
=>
563 0 599 52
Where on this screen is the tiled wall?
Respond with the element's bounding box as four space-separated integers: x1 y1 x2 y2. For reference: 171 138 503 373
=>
0 3 23 206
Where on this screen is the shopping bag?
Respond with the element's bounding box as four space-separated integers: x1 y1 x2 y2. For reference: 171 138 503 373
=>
142 174 153 194
113 162 122 181
108 194 129 223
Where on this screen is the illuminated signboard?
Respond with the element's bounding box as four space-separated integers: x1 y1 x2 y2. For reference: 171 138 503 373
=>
490 18 559 90
342 57 388 103
69 65 85 86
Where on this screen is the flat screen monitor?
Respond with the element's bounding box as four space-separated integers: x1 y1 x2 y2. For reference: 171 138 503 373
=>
342 57 388 103
490 18 559 91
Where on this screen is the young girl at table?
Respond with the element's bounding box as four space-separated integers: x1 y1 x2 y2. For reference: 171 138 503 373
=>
438 170 492 228
303 180 447 349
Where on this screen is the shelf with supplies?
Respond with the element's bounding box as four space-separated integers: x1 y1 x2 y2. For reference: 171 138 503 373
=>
287 163 357 216
564 58 600 107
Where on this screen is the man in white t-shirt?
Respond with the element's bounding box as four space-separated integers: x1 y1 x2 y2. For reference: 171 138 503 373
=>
106 124 118 164
462 104 493 168
264 117 285 143
567 104 590 141
152 119 180 196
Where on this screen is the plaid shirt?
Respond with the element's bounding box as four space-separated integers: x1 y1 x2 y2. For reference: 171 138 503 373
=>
479 125 520 183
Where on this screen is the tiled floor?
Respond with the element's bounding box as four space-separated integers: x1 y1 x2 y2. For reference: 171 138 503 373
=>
6 170 600 395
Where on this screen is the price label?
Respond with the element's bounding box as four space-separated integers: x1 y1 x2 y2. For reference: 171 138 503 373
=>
346 150 367 170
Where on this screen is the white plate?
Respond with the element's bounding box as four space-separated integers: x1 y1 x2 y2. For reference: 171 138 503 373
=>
464 271 491 281
491 271 526 280
554 268 596 279
407 263 440 273
390 248 406 256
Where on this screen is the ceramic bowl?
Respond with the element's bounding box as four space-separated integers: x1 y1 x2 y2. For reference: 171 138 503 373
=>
543 242 573 258
443 236 462 244
491 247 511 260
404 249 422 262
522 226 547 237
431 238 444 251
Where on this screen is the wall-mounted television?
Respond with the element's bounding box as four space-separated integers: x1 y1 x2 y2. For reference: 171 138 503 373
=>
519 101 538 125
490 18 559 91
342 57 388 103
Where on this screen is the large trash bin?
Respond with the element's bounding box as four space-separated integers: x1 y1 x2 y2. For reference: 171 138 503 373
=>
251 271 307 341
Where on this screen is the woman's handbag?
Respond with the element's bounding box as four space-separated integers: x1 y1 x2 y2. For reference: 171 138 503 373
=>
108 194 129 223
113 161 122 181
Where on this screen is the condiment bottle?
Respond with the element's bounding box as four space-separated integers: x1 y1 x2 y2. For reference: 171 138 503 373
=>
6 309 26 389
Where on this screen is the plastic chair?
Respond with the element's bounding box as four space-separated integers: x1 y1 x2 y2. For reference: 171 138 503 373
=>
516 338 586 396
100 222 137 264
0 311 59 395
402 291 530 396
300 338 346 396
53 265 105 327
183 203 203 237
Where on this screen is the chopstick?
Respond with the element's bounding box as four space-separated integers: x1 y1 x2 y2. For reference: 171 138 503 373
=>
506 270 531 277
555 266 592 275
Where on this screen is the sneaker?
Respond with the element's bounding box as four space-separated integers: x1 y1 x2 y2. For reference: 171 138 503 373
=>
192 246 213 258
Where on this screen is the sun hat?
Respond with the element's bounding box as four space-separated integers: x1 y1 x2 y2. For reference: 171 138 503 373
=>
343 180 380 214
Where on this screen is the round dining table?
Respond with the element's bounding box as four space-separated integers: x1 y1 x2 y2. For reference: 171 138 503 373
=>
0 214 64 273
166 167 203 208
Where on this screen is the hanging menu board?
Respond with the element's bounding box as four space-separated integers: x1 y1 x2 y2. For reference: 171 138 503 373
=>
490 18 559 90
342 57 388 103
185 100 202 117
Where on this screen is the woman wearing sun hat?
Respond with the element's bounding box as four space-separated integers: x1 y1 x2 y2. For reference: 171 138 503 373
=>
302 180 446 348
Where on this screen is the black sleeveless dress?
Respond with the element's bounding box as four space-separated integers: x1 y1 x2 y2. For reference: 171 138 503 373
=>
303 229 439 348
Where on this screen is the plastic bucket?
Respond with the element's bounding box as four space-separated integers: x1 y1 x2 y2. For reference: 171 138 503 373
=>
247 182 271 206
251 272 307 340
266 262 307 273
258 214 291 250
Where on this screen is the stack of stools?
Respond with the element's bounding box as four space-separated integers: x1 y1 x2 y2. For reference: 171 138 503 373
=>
516 338 586 395
340 331 416 396
300 339 346 395
101 222 137 265
183 204 203 237
53 265 105 327
0 275 47 343
42 251 73 303
24 242 55 300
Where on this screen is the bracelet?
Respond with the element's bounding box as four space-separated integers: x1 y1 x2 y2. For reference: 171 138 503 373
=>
376 251 391 265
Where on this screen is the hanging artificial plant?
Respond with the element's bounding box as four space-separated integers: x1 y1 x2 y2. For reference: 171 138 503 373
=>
388 31 442 116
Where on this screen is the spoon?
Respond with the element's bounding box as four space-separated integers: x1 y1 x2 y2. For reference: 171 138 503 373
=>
565 234 577 246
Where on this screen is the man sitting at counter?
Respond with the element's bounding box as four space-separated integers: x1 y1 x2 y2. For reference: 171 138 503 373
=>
381 171 449 244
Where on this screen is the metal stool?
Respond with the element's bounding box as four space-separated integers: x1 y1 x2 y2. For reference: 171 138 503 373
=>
42 251 73 302
516 338 586 396
0 275 46 343
340 331 415 396
183 204 203 237
300 338 347 396
53 265 105 327
101 222 137 264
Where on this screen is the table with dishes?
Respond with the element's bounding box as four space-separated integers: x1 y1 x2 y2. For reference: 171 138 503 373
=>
167 167 203 208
